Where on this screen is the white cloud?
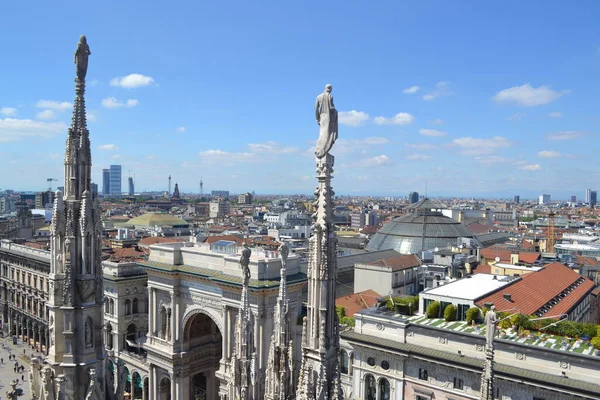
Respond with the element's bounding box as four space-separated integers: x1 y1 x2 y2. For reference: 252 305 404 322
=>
338 110 370 127
545 131 582 141
357 155 390 166
452 136 512 155
492 83 569 106
36 100 72 111
519 164 542 171
101 97 139 109
507 112 526 121
422 82 452 101
247 141 298 154
89 79 100 86
548 112 563 118
403 86 420 94
176 126 186 133
35 110 56 121
430 118 445 125
0 107 17 116
419 128 446 137
406 154 433 161
537 150 561 158
335 137 390 154
111 154 121 159
98 144 119 151
0 118 66 142
474 155 512 164
198 149 255 165
110 73 155 88
373 112 415 125
406 143 437 150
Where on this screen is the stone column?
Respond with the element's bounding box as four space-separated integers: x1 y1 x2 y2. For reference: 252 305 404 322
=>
45 328 49 355
173 291 180 344
148 364 155 400
222 305 229 360
170 372 176 400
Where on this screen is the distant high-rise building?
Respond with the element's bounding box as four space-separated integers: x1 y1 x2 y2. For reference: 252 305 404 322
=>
211 190 230 198
109 164 122 195
585 189 592 204
238 192 253 204
408 191 419 204
102 168 110 195
571 196 577 203
128 176 135 196
91 182 98 197
35 190 55 209
591 191 597 207
514 195 520 204
539 194 551 205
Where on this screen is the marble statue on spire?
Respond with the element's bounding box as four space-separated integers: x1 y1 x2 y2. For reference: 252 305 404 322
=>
480 306 498 400
265 242 294 400
43 35 105 400
228 244 257 399
74 35 91 81
315 84 338 158
297 85 342 400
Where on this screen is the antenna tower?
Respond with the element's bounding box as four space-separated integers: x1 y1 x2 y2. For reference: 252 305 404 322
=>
200 177 204 197
168 175 172 196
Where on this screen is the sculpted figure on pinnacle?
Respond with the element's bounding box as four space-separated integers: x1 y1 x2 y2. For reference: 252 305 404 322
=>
315 84 338 158
74 35 91 80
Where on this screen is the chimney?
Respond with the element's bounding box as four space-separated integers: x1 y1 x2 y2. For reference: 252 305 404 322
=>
503 293 512 302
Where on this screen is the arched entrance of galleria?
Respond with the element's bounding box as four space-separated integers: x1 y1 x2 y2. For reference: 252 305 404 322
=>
181 311 222 400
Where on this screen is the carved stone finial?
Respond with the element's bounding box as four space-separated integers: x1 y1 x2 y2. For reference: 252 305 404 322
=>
74 35 91 81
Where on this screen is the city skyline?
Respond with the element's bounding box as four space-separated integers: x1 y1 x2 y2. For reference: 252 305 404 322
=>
1 2 600 198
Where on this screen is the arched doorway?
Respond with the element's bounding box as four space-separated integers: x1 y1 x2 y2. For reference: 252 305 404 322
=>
183 312 222 400
159 377 171 400
364 374 376 400
132 372 143 399
126 324 137 352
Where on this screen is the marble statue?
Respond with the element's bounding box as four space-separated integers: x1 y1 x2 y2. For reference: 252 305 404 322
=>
85 368 99 400
279 242 289 263
239 244 251 286
485 305 498 346
314 84 338 158
74 35 91 80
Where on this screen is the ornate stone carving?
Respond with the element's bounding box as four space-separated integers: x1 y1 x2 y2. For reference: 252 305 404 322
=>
438 337 448 344
515 352 525 360
77 280 95 303
559 361 570 369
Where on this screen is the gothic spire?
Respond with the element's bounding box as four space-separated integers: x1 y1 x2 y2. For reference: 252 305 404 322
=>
229 244 257 400
265 243 294 400
42 35 105 400
297 84 342 399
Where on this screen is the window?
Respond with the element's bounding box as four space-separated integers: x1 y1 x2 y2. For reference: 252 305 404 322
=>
453 377 464 390
367 357 376 367
380 360 390 370
378 378 390 400
132 298 139 314
340 350 349 374
124 299 131 315
364 374 376 400
418 368 428 381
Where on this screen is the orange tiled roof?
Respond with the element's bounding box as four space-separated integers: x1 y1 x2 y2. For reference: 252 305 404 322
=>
473 263 491 275
480 247 512 263
575 255 599 266
108 247 146 262
518 252 540 264
476 262 595 317
336 290 381 317
367 254 421 271
205 235 250 246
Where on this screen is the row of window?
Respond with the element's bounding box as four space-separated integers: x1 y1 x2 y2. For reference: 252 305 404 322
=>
419 368 463 390
5 266 49 292
105 297 147 316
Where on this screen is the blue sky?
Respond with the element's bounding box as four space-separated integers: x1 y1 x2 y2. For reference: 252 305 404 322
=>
1 1 599 199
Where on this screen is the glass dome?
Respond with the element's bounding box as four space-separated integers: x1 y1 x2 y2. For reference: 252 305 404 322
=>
367 199 478 255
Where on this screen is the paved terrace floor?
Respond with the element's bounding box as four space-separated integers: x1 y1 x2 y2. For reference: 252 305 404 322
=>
408 315 598 356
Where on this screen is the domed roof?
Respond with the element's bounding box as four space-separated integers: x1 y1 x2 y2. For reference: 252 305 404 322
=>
367 199 478 255
126 213 189 228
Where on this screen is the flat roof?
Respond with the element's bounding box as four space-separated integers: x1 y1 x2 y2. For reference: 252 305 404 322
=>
422 273 517 301
493 263 543 272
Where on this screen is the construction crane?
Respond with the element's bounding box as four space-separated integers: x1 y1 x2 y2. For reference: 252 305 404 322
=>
47 178 58 191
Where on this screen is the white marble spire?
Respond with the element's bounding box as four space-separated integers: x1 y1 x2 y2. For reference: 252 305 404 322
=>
265 243 294 400
296 152 342 400
480 307 498 400
43 35 105 400
229 244 257 400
